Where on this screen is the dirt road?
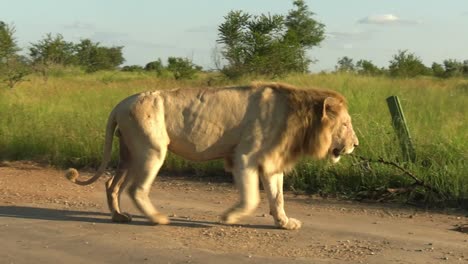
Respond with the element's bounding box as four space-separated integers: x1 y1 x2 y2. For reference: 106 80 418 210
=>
0 162 467 264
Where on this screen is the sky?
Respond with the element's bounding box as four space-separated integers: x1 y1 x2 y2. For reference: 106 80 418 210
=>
2 0 468 72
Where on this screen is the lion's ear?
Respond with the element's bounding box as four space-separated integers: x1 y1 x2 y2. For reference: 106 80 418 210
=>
322 97 341 120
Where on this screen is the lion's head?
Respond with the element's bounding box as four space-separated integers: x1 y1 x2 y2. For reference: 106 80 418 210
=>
240 82 359 176
320 97 359 163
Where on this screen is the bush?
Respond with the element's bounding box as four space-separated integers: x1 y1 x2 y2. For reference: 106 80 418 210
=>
356 60 383 76
388 50 430 77
166 57 202 80
121 65 144 72
144 59 164 75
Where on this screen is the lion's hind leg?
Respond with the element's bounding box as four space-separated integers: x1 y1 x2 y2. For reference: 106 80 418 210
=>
127 146 169 225
221 164 260 225
106 137 132 223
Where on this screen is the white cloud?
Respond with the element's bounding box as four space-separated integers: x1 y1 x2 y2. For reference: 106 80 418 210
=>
325 30 375 50
358 14 420 25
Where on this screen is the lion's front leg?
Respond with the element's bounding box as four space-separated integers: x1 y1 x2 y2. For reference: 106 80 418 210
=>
221 166 260 224
260 172 302 230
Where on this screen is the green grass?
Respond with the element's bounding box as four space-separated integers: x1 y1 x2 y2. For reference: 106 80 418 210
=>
1 70 466 207
282 73 467 206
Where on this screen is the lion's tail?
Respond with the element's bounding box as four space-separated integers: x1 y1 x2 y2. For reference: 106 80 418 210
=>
65 108 118 186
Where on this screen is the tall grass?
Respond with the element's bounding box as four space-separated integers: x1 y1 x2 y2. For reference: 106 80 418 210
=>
282 73 467 206
0 70 225 168
0 70 466 206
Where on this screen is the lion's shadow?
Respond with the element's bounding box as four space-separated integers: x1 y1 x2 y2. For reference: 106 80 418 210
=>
0 206 275 229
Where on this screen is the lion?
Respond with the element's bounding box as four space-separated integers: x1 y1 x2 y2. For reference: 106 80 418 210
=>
65 82 358 230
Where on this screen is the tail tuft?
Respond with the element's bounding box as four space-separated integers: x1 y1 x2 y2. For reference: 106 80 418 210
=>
65 168 79 182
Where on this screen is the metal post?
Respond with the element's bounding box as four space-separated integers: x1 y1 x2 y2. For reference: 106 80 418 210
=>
386 96 416 162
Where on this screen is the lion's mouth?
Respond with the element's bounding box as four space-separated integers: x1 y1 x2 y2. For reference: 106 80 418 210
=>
330 148 342 163
332 148 342 158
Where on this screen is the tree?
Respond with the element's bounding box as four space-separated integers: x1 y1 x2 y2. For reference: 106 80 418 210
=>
284 0 325 48
388 50 429 77
217 0 324 78
0 21 20 59
0 21 30 88
29 33 75 65
144 59 164 75
1 55 30 88
74 39 124 72
442 59 463 78
335 56 355 72
74 38 97 68
355 59 382 76
88 46 124 72
430 59 468 78
463 60 468 76
29 33 75 81
431 62 445 78
166 57 201 80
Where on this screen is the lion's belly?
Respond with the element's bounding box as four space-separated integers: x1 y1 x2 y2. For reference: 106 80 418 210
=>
167 139 236 161
161 87 254 161
167 127 241 161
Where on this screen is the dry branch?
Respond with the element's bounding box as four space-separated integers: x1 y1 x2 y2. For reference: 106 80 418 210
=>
352 155 446 198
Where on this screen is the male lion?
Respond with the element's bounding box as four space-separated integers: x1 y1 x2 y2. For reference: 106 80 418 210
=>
65 82 358 230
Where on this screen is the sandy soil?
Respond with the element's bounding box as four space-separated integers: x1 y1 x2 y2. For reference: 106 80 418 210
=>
0 161 467 264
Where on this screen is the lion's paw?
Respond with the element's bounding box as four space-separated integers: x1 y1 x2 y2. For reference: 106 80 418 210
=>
221 211 241 225
280 218 302 230
149 213 170 225
221 214 235 224
112 212 132 223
